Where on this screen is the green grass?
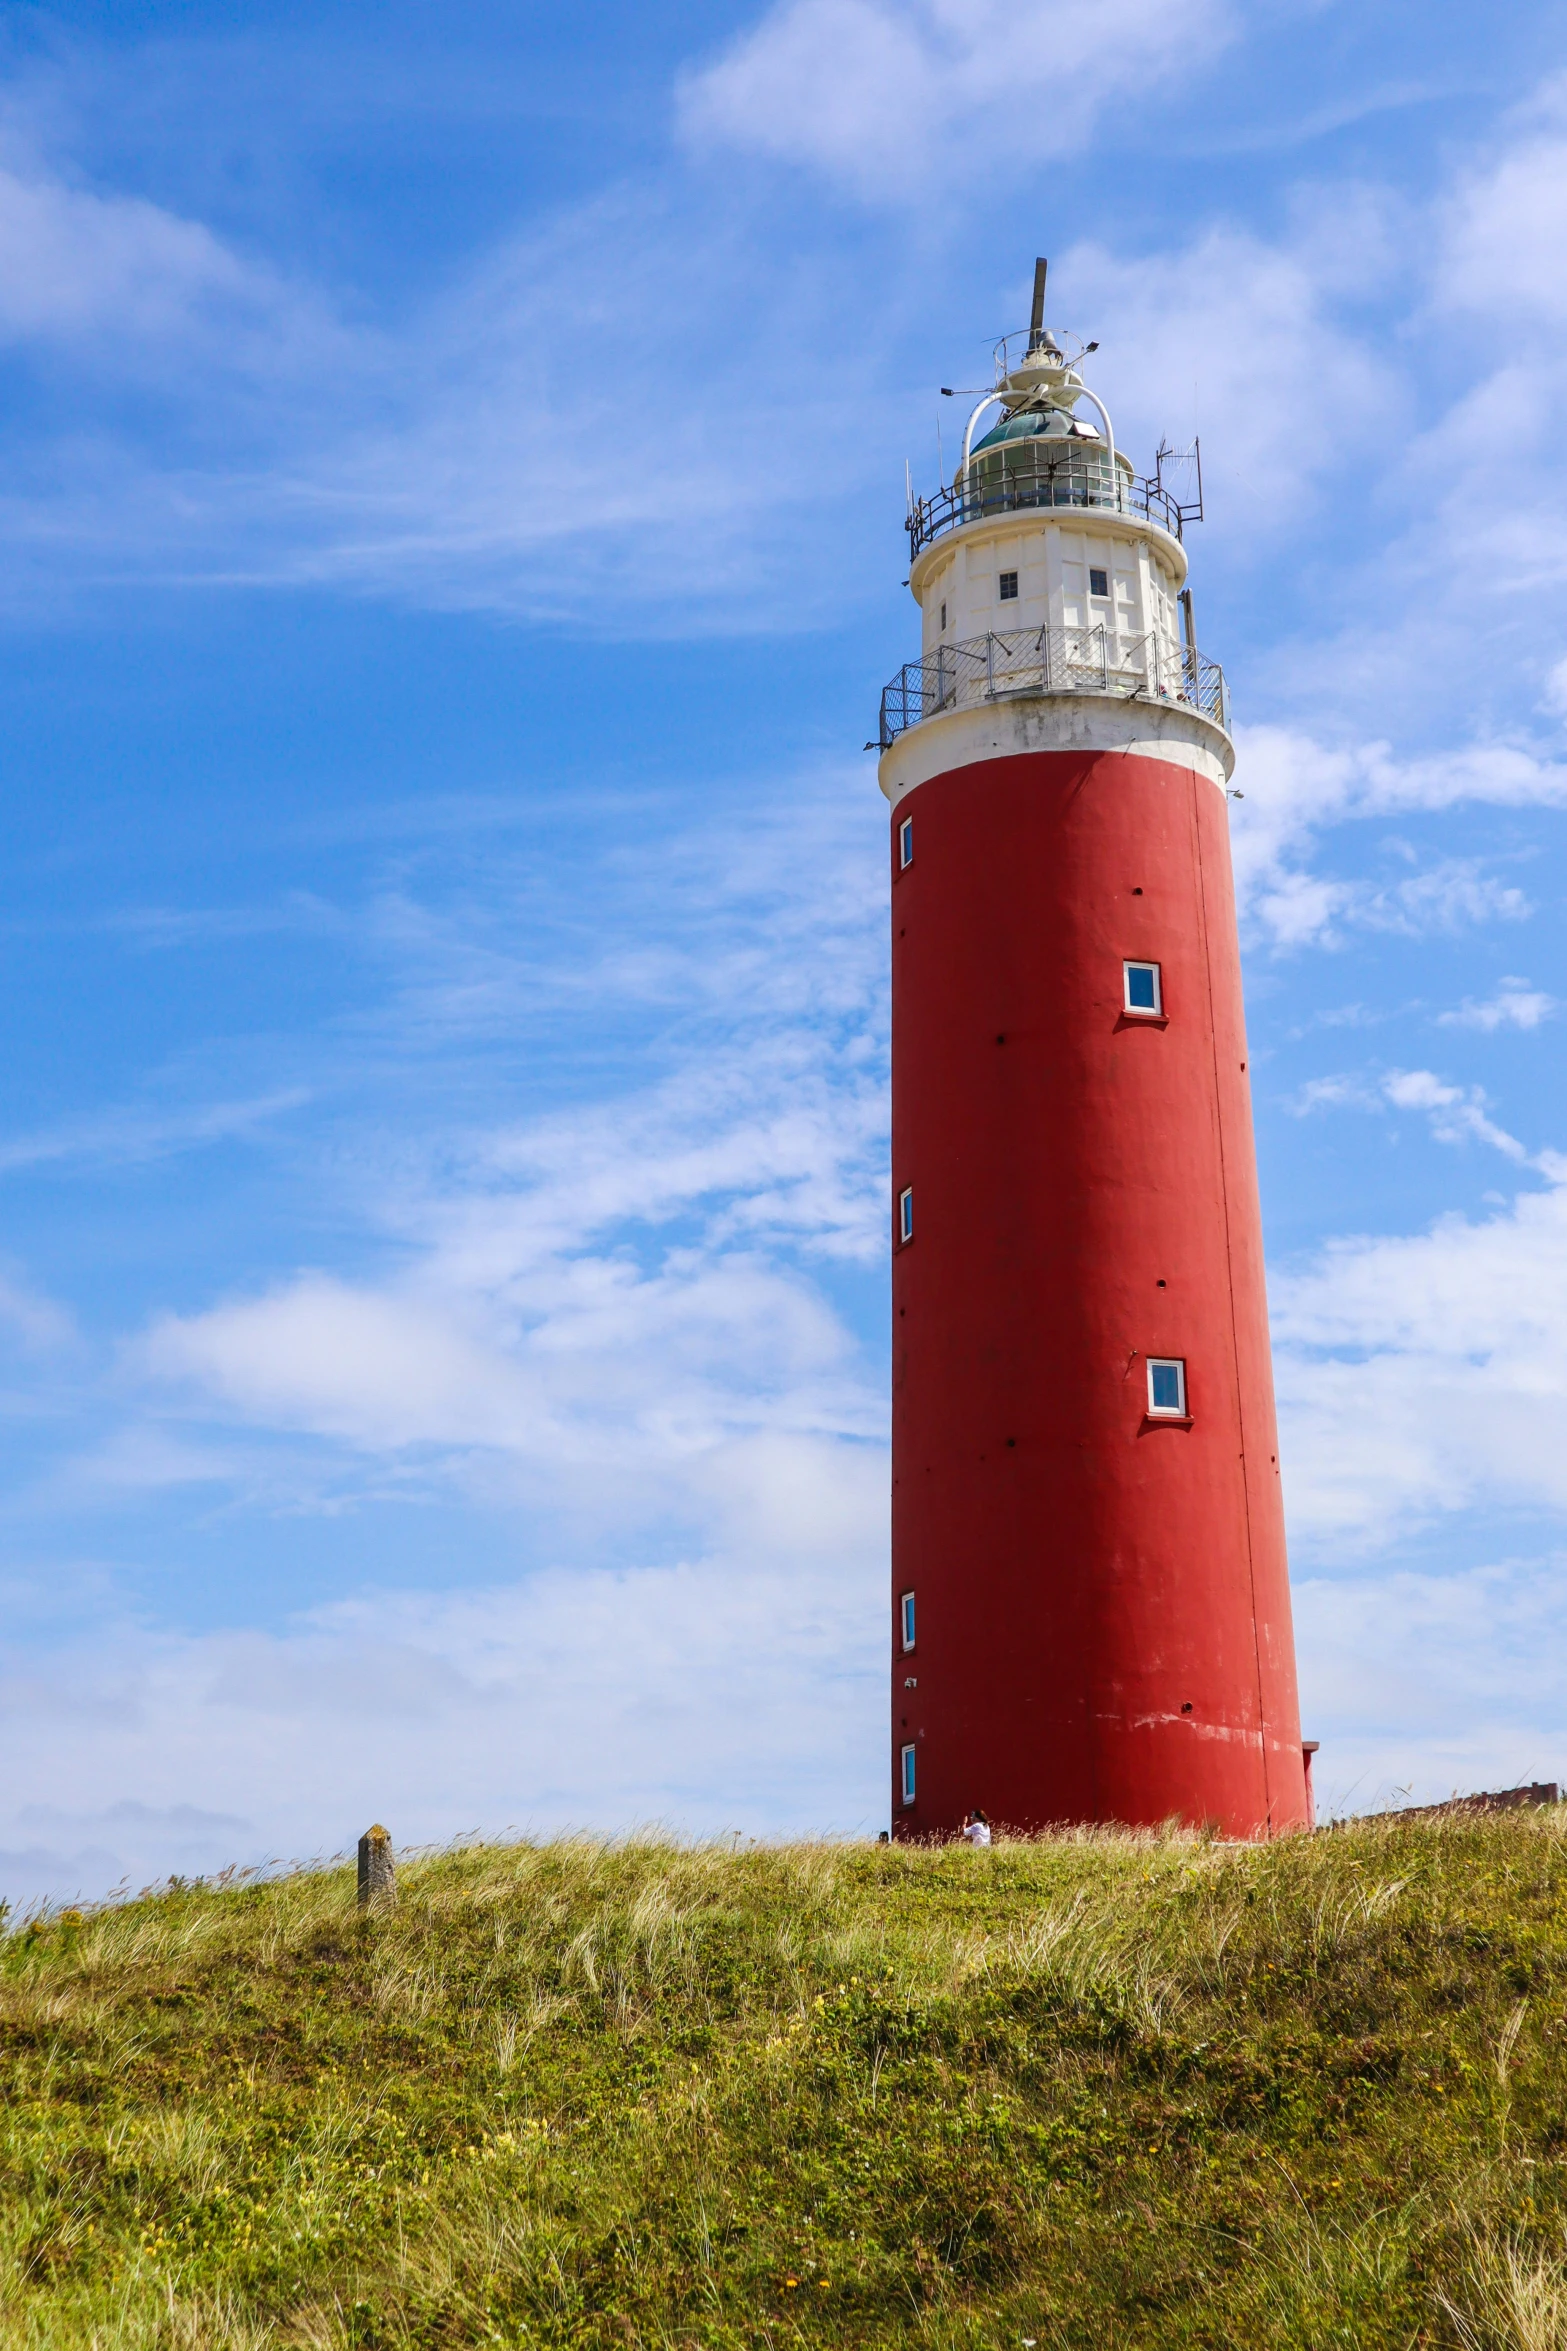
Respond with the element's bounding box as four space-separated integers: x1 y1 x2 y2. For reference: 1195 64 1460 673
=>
4 1816 1567 2348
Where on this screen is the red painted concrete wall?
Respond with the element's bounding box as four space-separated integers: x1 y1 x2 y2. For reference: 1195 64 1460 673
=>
890 744 1308 1841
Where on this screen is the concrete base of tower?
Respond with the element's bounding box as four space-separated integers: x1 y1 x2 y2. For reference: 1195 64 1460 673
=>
887 732 1309 1844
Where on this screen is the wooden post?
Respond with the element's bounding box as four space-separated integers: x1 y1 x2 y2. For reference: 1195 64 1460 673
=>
357 1824 396 1911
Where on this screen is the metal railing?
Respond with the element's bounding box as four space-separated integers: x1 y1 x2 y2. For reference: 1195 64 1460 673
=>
877 625 1229 751
908 463 1193 558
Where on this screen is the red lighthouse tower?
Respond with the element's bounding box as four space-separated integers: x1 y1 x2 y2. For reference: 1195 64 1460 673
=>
881 262 1311 1842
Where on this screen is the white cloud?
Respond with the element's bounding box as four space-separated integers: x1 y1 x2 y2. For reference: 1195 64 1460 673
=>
0 1548 888 1909
137 1247 884 1530
1294 1557 1567 1816
1380 859 1531 932
0 1270 74 1352
1270 84 1567 735
0 164 246 343
5 54 1567 1881
1441 74 1567 328
1273 1165 1567 1549
13 786 900 1906
677 0 1236 199
1048 209 1403 539
71 1426 243 1495
0 154 350 391
1381 1068 1528 1161
0 177 898 632
1288 1063 1531 1163
1230 724 1567 948
1289 1072 1379 1115
142 1277 539 1454
0 1088 310 1174
130 780 891 1537
1439 980 1557 1032
0 45 1556 661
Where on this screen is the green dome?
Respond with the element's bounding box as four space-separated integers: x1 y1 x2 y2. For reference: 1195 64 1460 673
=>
973 406 1091 452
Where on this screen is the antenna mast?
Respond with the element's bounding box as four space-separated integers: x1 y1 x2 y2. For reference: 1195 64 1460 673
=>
1028 256 1048 349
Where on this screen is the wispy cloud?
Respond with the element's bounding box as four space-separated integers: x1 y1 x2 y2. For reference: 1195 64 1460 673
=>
1258 78 1567 737
4 18 1567 1902
1381 1068 1529 1161
0 1270 75 1352
0 1089 310 1176
1295 1555 1567 1816
1045 205 1404 543
0 29 1560 676
0 1547 887 1908
1441 72 1567 328
0 161 273 350
1439 980 1557 1031
115 779 890 1548
1288 1063 1533 1163
0 781 897 1903
677 0 1236 200
1273 1161 1567 1548
135 1055 889 1527
0 171 897 632
1230 726 1566 949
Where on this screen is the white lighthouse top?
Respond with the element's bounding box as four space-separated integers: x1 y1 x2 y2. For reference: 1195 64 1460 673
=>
958 258 1116 485
876 255 1231 801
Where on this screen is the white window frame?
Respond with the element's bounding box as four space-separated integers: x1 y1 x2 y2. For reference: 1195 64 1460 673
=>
900 1743 917 1805
1089 565 1110 599
1147 1356 1188 1418
898 815 913 869
1123 959 1163 1017
998 569 1019 601
899 1186 914 1244
900 1591 916 1652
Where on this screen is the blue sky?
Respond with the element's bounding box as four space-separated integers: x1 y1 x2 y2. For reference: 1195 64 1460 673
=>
3 0 1567 1907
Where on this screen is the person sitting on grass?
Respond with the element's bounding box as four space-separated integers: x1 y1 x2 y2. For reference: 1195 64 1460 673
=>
961 1808 991 1847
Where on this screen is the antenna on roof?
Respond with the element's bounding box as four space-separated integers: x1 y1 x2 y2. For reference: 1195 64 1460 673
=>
1028 257 1048 348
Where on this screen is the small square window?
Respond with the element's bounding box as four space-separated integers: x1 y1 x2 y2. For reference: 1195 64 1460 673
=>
998 570 1018 601
1089 566 1109 598
898 815 913 869
898 1185 914 1244
900 1591 916 1652
939 600 947 632
1123 960 1163 1016
900 1743 917 1805
1147 1357 1187 1417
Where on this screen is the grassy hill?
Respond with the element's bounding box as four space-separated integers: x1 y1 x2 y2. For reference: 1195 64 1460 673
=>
4 1818 1567 2349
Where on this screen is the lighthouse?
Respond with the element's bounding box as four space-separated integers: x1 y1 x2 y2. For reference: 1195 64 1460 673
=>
880 260 1311 1842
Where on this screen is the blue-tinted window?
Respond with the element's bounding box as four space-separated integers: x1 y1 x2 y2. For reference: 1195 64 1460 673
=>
1090 566 1109 598
1124 959 1162 1015
899 816 913 869
901 1744 917 1804
999 570 1018 600
1148 1357 1187 1416
899 1186 914 1244
900 1591 916 1651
